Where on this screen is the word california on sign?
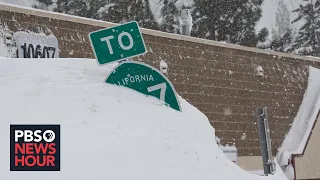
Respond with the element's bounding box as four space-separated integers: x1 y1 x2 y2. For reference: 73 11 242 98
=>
10 124 61 171
105 61 181 112
117 74 154 86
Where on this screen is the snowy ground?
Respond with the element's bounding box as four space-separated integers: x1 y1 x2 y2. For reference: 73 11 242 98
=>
0 57 288 179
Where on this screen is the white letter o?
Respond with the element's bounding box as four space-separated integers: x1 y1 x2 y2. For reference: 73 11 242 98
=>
118 32 133 50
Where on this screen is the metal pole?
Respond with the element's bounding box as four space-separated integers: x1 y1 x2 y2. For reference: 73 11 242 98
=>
118 58 131 64
263 107 275 174
257 107 271 175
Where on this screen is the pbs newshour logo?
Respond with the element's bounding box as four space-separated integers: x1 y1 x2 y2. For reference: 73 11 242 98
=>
10 125 60 171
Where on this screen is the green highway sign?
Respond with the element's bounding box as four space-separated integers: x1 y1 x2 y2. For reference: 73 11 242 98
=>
105 61 181 112
89 21 147 65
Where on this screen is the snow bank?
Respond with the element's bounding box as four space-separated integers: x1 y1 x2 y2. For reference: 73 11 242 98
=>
0 58 287 180
280 66 320 154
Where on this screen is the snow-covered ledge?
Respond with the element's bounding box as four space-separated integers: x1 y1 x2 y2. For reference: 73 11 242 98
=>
280 66 320 155
1 2 320 63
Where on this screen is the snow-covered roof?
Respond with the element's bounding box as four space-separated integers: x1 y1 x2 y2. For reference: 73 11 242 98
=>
1 2 320 63
280 66 320 155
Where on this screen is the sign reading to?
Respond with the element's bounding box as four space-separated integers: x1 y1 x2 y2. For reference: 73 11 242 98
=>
105 61 181 111
89 21 147 65
10 124 61 171
13 32 59 58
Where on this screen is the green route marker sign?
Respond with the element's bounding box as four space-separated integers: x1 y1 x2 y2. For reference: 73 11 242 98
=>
89 21 147 65
105 61 181 112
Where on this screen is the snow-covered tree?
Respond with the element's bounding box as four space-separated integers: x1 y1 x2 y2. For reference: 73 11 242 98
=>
84 0 107 19
270 0 292 52
191 0 221 40
98 0 159 30
270 29 293 52
191 0 266 47
288 0 320 56
34 0 104 19
98 0 130 23
54 0 72 14
128 0 159 30
227 0 265 47
33 0 53 10
67 0 88 17
257 27 269 43
273 0 291 39
159 0 179 33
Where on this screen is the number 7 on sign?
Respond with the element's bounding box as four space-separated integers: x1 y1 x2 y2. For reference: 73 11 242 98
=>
147 83 167 101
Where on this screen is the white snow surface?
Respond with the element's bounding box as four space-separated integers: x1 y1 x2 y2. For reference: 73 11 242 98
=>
280 66 320 154
0 57 288 180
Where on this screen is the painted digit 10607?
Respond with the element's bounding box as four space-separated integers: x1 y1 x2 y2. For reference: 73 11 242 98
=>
21 43 56 58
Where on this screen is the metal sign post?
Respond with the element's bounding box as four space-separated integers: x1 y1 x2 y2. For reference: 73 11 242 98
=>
257 107 276 176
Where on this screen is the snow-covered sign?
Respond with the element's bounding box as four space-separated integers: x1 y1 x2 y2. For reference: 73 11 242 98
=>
216 137 238 164
13 31 59 58
220 145 238 164
104 61 181 112
89 21 147 65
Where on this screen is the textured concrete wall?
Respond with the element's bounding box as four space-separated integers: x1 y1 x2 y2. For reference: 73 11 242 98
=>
1 4 320 158
295 116 320 179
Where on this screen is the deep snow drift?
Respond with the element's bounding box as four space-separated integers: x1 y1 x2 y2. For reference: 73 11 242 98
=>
0 58 287 180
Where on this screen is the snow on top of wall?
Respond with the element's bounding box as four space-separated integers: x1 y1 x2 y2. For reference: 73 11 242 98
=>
0 57 288 180
280 66 320 155
219 144 237 151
